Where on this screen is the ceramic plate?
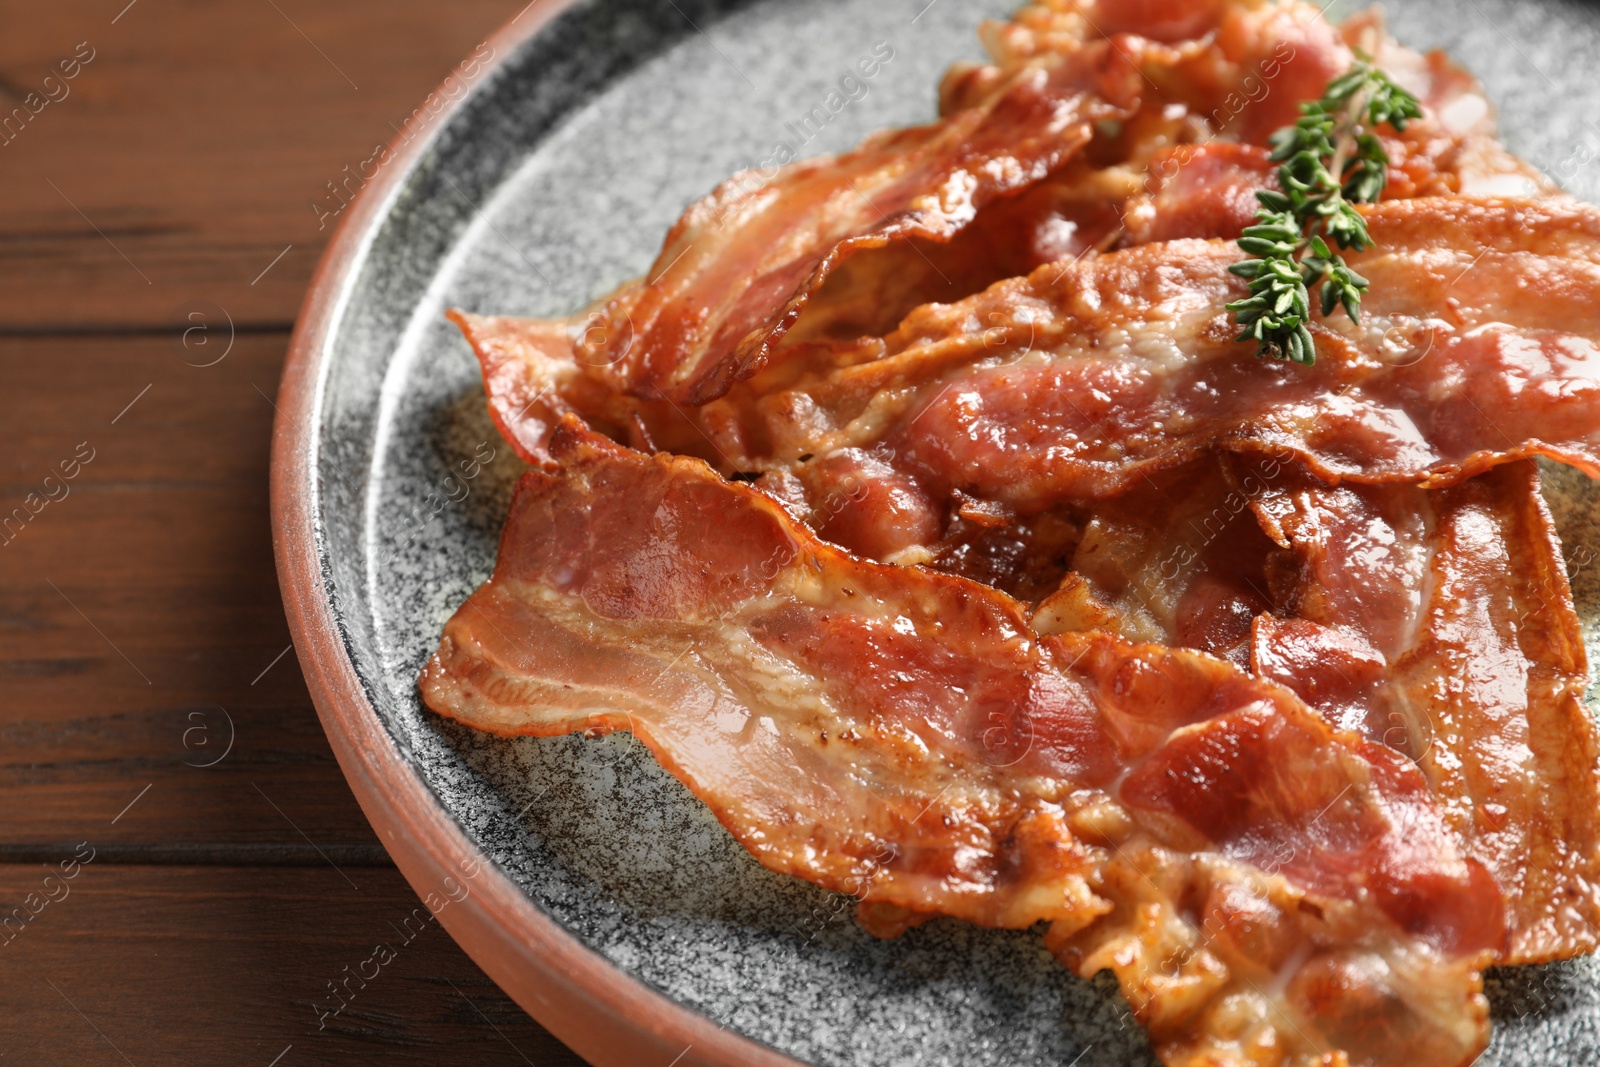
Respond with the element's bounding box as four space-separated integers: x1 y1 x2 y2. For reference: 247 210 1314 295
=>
272 1 1600 1064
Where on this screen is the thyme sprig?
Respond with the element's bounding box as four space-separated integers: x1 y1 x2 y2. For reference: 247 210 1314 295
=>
1227 61 1424 364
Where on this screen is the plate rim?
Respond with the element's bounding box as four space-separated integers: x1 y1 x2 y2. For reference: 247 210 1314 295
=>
269 4 812 1065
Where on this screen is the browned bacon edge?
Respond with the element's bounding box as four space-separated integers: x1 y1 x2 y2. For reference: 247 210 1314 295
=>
718 197 1600 512
422 421 1501 1067
579 41 1142 407
1050 452 1600 967
1242 459 1600 965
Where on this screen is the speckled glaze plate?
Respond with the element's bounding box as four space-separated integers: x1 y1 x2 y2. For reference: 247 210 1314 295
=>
272 2 1600 1064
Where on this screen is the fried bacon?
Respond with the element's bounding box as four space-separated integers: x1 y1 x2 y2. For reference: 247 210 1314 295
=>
423 424 1501 1067
452 0 1558 472
457 197 1600 533
719 197 1600 523
1040 454 1600 966
1244 460 1600 965
575 43 1147 407
422 2 1600 1064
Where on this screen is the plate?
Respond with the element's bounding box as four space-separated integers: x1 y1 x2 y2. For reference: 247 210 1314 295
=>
272 1 1600 1064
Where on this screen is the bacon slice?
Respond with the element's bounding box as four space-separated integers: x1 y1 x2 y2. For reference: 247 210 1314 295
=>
1243 460 1600 965
576 44 1146 407
422 423 1502 1067
447 52 1140 464
455 0 1558 478
458 197 1600 546
776 161 1134 352
724 197 1600 523
1038 451 1600 965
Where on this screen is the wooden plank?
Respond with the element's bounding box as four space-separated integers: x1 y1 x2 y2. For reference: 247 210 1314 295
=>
0 863 589 1065
0 0 519 329
0 3 605 1059
0 332 383 850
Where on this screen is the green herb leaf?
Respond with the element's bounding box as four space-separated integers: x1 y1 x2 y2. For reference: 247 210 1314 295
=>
1227 59 1423 364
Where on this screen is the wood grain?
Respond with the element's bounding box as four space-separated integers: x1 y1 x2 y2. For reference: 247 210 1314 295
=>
0 0 596 1061
0 864 588 1065
0 0 524 329
0 332 379 851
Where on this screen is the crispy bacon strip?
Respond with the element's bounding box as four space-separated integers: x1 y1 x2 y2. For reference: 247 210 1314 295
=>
725 197 1600 517
578 44 1144 406
448 54 1140 463
422 423 1502 1067
458 197 1600 535
455 0 1556 475
1244 460 1600 965
457 194 1600 530
1039 452 1600 965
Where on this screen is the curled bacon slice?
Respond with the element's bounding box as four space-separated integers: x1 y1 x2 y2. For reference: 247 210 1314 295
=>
422 422 1502 1067
575 43 1144 407
453 0 1558 481
1243 460 1600 965
454 196 1600 541
455 196 1600 534
1042 452 1600 966
727 197 1600 519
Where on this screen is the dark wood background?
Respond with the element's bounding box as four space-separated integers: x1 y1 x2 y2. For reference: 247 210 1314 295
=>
0 2 590 1062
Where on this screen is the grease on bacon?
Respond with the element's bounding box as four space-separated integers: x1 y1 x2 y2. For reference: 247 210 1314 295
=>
1243 459 1600 965
423 424 1500 1067
422 2 1600 1066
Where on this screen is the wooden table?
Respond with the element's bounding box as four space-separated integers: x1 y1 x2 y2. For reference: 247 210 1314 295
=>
0 2 590 1062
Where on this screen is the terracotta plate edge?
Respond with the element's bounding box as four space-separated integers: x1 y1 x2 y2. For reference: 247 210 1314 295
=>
269 5 811 1066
